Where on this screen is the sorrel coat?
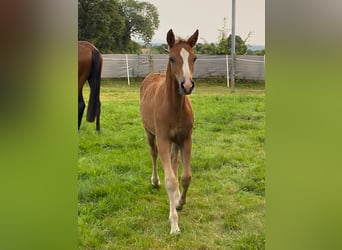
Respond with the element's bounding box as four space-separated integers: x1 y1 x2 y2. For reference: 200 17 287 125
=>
140 29 199 234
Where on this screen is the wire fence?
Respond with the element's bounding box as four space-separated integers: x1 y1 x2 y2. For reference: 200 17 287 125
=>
101 54 264 82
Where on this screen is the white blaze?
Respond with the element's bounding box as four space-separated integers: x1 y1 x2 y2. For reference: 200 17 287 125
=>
180 48 190 78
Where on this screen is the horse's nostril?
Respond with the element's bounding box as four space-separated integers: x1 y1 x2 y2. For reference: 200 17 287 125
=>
180 80 194 94
181 81 185 89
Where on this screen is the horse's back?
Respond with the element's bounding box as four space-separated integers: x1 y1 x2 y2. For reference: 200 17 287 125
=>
78 41 93 82
78 41 94 63
78 41 98 53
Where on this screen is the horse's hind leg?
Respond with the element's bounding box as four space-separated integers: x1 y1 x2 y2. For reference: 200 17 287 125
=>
177 137 192 210
146 131 160 187
78 93 85 130
95 101 101 131
95 115 100 131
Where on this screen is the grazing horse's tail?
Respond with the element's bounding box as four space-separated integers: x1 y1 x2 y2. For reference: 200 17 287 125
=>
86 48 102 122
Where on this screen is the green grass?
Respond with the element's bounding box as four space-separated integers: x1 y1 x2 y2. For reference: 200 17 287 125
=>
78 79 265 249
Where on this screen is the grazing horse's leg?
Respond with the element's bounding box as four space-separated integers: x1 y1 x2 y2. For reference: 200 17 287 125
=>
78 92 85 130
157 137 180 234
95 101 101 131
147 131 160 187
171 143 181 204
95 114 100 131
177 136 192 210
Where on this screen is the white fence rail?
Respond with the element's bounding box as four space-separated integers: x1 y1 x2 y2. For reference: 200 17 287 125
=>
101 54 264 81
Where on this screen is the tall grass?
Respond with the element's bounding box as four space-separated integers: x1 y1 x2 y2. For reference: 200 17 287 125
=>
78 79 265 249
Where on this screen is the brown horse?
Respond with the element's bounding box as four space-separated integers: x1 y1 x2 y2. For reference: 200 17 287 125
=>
140 29 199 234
78 41 103 131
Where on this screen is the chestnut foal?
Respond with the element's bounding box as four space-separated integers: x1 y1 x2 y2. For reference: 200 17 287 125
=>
140 29 199 234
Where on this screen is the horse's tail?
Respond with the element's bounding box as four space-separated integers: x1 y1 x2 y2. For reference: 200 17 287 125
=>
86 48 102 122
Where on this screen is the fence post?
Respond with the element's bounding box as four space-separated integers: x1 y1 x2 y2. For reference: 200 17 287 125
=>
149 49 153 73
125 54 130 85
231 54 236 92
230 0 236 93
226 54 230 87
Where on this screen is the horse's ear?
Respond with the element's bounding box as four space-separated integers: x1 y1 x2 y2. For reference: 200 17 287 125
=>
167 29 175 48
187 29 199 47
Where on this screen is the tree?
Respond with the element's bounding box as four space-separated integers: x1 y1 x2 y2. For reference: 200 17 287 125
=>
78 0 125 52
216 38 229 55
153 43 168 54
195 43 218 54
228 34 248 55
247 48 265 55
216 17 229 54
78 0 159 53
193 17 248 55
119 0 159 51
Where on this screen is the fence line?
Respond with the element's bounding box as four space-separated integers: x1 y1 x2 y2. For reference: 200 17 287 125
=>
101 54 264 82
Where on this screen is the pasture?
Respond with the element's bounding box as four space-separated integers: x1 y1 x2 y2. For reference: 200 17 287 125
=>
78 79 265 249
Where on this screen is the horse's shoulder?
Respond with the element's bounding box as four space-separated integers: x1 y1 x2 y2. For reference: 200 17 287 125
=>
141 73 165 91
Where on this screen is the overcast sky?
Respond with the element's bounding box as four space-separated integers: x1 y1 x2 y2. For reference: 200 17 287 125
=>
141 0 265 45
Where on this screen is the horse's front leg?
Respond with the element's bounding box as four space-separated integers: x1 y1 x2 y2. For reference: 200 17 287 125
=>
177 136 192 210
157 137 180 234
171 143 181 203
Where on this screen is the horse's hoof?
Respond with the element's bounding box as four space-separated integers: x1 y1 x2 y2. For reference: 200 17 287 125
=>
151 178 160 188
170 229 181 235
176 199 186 211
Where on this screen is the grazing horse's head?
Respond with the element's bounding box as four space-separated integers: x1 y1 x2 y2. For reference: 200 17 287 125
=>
167 29 199 95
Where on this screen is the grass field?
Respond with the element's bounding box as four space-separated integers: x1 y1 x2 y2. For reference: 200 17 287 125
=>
78 79 265 249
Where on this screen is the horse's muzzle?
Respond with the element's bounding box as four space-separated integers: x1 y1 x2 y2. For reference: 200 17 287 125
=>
180 79 195 95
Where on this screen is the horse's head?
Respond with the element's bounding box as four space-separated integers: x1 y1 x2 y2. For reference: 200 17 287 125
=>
167 29 199 95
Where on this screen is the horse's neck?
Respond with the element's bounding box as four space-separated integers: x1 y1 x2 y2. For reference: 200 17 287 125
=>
165 66 186 112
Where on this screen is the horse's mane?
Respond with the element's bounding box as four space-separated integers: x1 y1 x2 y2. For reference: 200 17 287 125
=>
167 36 189 50
175 36 186 44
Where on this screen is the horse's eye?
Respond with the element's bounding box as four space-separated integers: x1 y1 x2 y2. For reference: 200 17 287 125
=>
169 57 176 63
193 56 197 62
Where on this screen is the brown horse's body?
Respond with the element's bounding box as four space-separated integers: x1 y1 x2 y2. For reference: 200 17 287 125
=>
78 41 103 131
140 29 199 234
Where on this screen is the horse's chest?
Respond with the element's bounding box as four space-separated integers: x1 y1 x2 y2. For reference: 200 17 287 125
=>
169 119 193 142
154 99 193 142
